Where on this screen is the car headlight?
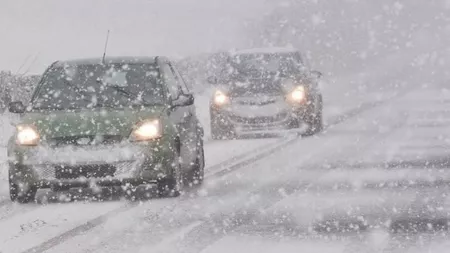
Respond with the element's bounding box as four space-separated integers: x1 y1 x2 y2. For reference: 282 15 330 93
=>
289 86 306 102
16 125 40 146
213 90 230 105
130 119 162 141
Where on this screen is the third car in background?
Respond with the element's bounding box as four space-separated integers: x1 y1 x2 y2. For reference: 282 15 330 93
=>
208 47 324 140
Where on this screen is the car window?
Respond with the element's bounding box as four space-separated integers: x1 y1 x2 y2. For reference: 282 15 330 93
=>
221 52 307 81
31 63 164 110
169 63 190 94
161 63 181 99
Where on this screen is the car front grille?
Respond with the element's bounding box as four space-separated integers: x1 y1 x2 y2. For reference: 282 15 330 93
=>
55 164 117 179
36 161 138 180
230 113 289 125
236 99 277 106
48 135 124 147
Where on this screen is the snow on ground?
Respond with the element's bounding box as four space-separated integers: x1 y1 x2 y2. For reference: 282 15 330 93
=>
38 75 450 253
0 35 447 252
0 71 381 251
0 202 126 253
201 235 348 253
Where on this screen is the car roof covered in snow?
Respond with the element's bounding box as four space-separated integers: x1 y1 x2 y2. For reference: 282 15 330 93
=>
231 47 299 55
52 56 166 67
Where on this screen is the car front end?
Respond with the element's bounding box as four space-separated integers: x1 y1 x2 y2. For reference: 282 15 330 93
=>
7 109 177 193
210 79 316 137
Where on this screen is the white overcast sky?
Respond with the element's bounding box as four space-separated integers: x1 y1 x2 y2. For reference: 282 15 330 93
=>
0 0 274 74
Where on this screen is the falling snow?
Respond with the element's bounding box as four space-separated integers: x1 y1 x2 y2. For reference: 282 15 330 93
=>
0 1 449 253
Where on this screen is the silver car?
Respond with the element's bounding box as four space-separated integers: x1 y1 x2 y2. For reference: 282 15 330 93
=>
207 47 323 139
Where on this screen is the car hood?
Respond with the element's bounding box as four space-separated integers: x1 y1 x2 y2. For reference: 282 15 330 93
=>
18 106 166 139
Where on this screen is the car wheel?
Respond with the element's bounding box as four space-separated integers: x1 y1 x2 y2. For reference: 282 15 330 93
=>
185 140 205 186
157 144 182 198
10 180 37 203
303 96 323 136
9 164 37 204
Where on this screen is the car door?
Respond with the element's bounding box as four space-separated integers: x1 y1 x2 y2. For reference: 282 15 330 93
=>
175 64 203 137
161 61 196 169
170 63 198 127
170 63 203 164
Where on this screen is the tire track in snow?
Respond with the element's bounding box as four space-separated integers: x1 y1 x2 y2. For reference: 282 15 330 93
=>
121 86 420 252
46 104 411 253
18 89 411 253
153 102 413 253
7 138 294 253
0 199 9 207
0 202 137 253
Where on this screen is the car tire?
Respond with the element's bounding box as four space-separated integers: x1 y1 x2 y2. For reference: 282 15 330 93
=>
303 96 323 136
10 180 37 203
185 140 205 186
157 144 182 198
9 164 37 204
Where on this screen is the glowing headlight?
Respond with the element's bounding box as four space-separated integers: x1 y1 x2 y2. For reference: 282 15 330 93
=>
290 86 306 102
131 120 162 141
213 90 230 105
16 125 40 146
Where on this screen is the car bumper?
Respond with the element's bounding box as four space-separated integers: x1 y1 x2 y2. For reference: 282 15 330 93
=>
211 105 310 133
38 177 156 190
9 142 171 188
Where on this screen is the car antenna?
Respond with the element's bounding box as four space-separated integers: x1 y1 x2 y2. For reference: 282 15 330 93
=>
15 55 31 75
19 52 40 78
102 30 110 64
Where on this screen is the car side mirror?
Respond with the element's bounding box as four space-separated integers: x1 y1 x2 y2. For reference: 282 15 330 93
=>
8 101 26 113
311 70 323 79
206 76 218 85
172 93 194 108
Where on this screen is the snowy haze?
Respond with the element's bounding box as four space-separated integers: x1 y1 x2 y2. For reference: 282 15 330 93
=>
2 1 449 75
2 1 450 253
0 0 272 74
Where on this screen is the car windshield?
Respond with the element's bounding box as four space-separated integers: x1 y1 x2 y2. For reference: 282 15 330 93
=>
212 53 304 95
31 63 164 110
227 52 305 79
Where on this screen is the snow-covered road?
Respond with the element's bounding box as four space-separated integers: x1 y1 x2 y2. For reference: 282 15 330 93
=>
40 85 450 253
1 24 449 251
1 54 449 252
9 84 447 252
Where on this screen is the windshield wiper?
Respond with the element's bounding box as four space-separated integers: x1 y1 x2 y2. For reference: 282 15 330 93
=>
61 79 125 109
97 80 159 106
107 84 140 100
61 79 95 105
